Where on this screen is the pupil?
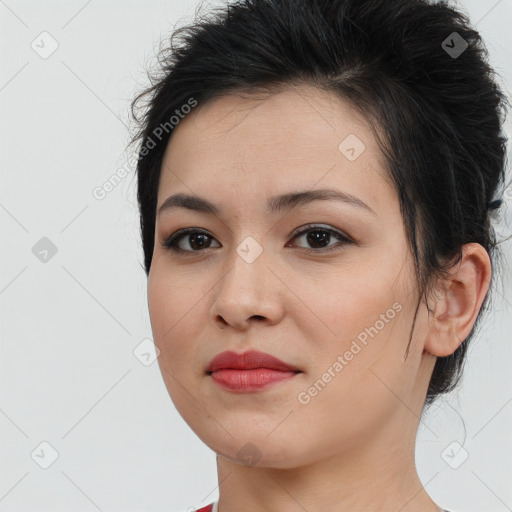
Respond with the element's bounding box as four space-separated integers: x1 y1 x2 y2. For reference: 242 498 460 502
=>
307 230 329 248
190 233 209 250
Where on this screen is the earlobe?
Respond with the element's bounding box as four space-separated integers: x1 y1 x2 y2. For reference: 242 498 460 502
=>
424 243 492 358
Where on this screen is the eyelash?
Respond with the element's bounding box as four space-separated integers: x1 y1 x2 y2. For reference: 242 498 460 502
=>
161 224 354 255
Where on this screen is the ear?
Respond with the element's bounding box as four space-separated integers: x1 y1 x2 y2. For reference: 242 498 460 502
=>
423 243 492 357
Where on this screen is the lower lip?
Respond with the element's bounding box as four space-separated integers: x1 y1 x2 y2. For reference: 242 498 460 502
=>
208 369 300 392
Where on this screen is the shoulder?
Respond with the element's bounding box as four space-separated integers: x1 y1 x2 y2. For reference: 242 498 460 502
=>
184 504 455 512
195 504 215 512
175 502 216 512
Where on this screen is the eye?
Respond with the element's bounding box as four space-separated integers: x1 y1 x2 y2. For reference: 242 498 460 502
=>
287 224 353 254
161 228 220 253
161 224 353 255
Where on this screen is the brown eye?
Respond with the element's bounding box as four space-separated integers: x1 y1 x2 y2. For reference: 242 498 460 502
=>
288 225 353 254
162 224 353 255
162 229 221 253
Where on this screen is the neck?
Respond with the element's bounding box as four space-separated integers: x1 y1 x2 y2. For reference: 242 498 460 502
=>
215 412 442 512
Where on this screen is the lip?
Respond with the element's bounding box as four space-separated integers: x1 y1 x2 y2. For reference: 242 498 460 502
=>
205 350 301 373
205 350 302 392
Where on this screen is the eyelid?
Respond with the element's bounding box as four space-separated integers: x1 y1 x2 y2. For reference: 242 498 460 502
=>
161 223 354 254
288 223 354 243
161 227 217 251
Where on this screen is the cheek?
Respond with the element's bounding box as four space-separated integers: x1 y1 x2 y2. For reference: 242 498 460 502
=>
147 266 206 369
300 253 415 393
147 269 174 342
147 270 209 418
309 256 407 341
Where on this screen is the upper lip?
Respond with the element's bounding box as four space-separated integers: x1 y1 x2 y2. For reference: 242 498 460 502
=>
206 350 302 373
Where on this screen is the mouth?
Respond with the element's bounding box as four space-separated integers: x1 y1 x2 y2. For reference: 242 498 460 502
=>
205 349 301 373
205 349 302 392
207 368 301 392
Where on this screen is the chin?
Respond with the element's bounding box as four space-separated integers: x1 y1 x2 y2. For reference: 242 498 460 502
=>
206 433 308 469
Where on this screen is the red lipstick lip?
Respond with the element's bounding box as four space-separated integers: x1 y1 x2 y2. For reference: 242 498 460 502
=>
205 350 301 373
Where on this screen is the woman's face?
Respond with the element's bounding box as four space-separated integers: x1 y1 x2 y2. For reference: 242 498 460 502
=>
147 85 436 468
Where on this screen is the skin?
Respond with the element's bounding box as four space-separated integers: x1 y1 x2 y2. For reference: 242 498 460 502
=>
147 84 491 512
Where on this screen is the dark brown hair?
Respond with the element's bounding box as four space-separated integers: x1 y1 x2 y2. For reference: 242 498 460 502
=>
130 0 510 405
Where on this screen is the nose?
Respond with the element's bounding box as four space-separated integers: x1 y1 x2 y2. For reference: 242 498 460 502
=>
210 246 285 330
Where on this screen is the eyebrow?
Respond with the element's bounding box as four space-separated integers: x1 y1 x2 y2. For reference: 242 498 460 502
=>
157 188 376 217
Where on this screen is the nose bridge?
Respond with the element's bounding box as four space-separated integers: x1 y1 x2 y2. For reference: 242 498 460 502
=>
220 235 268 301
212 234 281 325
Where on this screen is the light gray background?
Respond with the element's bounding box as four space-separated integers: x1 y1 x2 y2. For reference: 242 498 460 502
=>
1 1 511 511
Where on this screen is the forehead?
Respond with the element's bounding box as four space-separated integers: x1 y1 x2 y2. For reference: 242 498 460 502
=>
158 84 394 212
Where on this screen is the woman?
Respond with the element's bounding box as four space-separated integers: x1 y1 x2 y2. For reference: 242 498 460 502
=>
130 0 509 510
